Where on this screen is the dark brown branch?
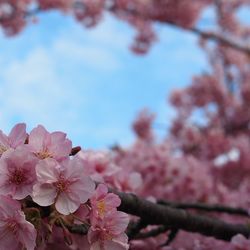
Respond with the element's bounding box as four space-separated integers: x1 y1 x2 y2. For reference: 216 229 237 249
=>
162 228 179 247
158 200 250 217
189 27 250 55
112 190 250 242
32 184 250 242
126 219 148 240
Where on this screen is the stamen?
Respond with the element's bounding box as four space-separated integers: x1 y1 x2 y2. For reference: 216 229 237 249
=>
97 200 106 217
0 144 8 155
55 178 70 193
36 149 53 159
9 169 26 185
6 220 18 234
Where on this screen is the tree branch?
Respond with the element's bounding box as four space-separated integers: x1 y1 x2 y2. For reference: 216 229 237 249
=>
112 189 250 242
40 187 250 242
126 219 148 240
190 27 250 55
158 200 250 217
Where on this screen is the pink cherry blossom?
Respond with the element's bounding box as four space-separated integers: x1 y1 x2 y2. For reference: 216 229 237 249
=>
88 210 129 250
0 195 37 250
0 123 27 156
111 171 143 193
76 150 119 182
32 157 95 215
230 234 250 250
0 147 38 199
28 125 72 161
90 184 121 219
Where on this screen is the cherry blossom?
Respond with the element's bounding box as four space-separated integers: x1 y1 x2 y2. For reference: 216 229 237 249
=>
0 123 27 156
0 0 250 249
230 234 250 250
88 210 129 250
0 195 37 250
28 125 72 161
32 157 95 215
90 184 121 219
0 147 37 199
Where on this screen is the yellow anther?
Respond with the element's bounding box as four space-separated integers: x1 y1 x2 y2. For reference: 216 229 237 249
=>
36 149 53 159
97 200 106 217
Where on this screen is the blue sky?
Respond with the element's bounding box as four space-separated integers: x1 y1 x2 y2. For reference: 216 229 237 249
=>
0 10 209 149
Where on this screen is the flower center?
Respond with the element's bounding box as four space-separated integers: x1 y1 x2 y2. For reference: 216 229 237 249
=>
95 163 105 173
6 220 18 234
36 149 53 159
97 200 106 217
0 144 8 156
9 169 26 185
55 178 70 193
101 230 113 241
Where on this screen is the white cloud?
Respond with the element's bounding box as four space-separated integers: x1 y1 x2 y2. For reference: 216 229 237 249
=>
0 15 133 148
54 40 121 71
0 47 79 130
0 12 208 149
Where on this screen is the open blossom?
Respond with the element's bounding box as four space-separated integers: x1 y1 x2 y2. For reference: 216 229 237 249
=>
88 210 129 250
28 125 72 161
230 234 250 250
0 195 37 250
76 150 119 182
0 147 38 199
90 184 121 219
32 157 95 215
111 171 143 192
0 123 27 156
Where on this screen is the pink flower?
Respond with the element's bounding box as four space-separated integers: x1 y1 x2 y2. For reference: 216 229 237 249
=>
0 147 38 199
32 157 95 215
231 234 250 250
88 210 129 250
90 184 121 219
76 150 119 182
0 195 37 250
28 125 72 161
112 171 143 192
0 123 27 156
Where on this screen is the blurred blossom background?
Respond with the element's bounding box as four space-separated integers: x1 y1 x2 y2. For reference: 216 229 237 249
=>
1 7 247 149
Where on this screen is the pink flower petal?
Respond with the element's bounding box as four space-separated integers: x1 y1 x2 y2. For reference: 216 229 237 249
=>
36 158 59 183
32 183 57 206
69 176 95 203
8 123 27 148
29 125 49 152
56 192 80 215
49 132 72 159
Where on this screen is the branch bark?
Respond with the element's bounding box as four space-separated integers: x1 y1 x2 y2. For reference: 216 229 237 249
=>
49 187 250 243
112 189 250 242
158 200 250 217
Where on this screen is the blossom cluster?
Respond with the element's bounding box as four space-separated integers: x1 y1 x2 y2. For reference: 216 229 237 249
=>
0 124 130 250
0 0 211 52
1 0 249 54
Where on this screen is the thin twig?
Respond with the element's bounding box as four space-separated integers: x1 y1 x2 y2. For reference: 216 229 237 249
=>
158 200 250 217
